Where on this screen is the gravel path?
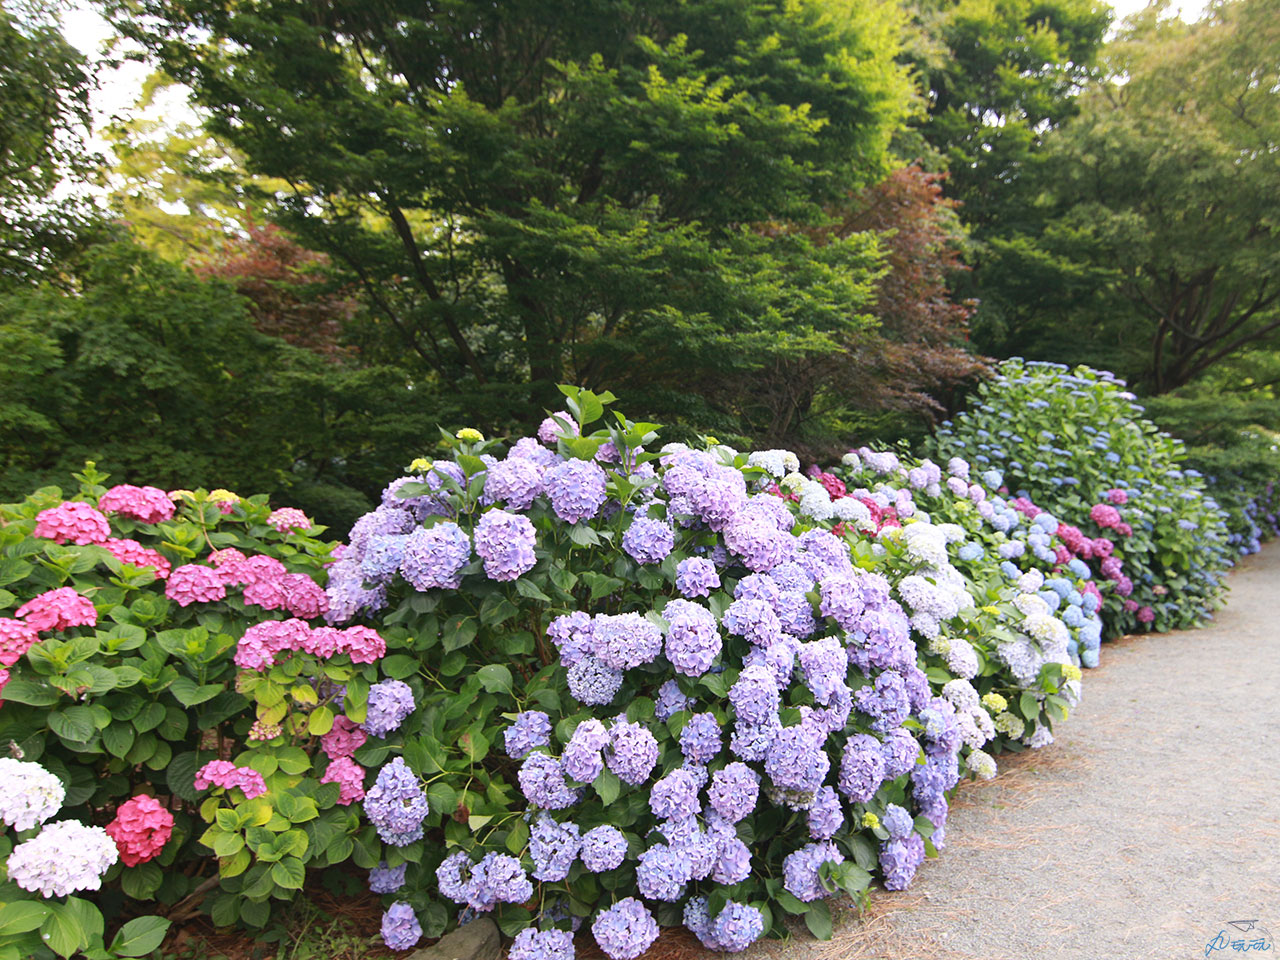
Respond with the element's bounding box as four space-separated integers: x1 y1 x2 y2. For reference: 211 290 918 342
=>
757 544 1280 960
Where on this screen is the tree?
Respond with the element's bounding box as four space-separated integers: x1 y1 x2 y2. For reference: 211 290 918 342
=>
1026 0 1280 393
0 0 102 287
104 0 913 433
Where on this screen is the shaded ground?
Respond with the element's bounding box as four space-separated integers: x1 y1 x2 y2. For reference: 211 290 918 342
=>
749 543 1280 960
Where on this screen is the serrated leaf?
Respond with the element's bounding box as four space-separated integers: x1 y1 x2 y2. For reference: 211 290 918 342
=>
476 664 513 695
109 916 171 957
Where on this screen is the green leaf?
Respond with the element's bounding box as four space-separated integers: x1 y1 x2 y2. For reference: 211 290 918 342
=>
0 679 58 706
505 818 530 855
1019 690 1040 720
379 655 419 680
103 722 135 758
109 916 171 957
804 900 833 941
133 701 166 732
476 664 513 695
592 768 621 806
0 902 51 936
48 706 95 743
40 904 89 959
581 571 624 600
167 751 201 802
514 578 551 602
271 856 306 890
774 891 807 916
169 676 222 707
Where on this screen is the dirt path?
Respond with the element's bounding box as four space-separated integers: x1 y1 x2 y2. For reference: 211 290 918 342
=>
760 544 1280 960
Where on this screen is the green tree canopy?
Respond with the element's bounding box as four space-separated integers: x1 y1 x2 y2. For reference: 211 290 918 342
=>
104 0 914 438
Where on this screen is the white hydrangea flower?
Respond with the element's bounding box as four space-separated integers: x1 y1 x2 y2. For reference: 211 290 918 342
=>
924 635 951 656
1016 569 1045 594
7 821 118 897
841 452 862 469
941 678 980 712
780 471 807 492
831 497 871 524
797 481 834 521
0 758 65 832
936 522 966 544
993 711 1025 738
902 523 949 566
955 712 988 750
1025 723 1055 750
747 449 800 478
997 638 1043 687
944 636 979 679
973 708 995 742
967 749 998 780
1013 592 1050 617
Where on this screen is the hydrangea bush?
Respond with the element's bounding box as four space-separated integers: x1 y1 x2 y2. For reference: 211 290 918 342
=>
927 360 1234 636
0 464 367 941
317 389 1088 957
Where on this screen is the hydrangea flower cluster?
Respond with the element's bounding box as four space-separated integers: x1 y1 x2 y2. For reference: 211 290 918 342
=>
32 500 111 544
15 586 97 633
194 760 268 799
98 484 175 523
104 794 175 866
0 758 66 831
7 820 119 897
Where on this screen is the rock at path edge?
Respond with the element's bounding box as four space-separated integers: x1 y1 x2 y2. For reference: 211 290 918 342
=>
405 917 501 960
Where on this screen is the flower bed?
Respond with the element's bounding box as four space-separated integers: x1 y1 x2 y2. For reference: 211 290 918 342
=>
927 360 1235 636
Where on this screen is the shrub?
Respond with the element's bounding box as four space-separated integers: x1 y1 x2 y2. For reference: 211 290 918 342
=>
927 360 1234 635
319 389 1086 956
0 463 365 943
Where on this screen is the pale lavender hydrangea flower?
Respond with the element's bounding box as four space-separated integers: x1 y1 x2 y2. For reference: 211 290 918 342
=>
364 758 429 846
592 898 659 960
679 712 722 764
606 720 659 785
562 718 610 783
530 814 581 881
593 612 663 670
729 664 780 724
883 803 914 840
707 762 760 822
546 458 607 524
764 721 830 798
579 824 628 872
363 679 416 737
462 852 534 911
686 898 765 953
649 768 701 820
663 599 722 676
566 656 623 706
518 753 579 809
783 841 844 902
504 710 552 760
654 678 693 721
675 557 720 598
484 457 545 510
361 533 407 583
546 611 593 665
622 516 675 564
798 636 847 705
880 834 927 890
838 734 886 802
509 928 575 960
636 843 692 901
807 785 842 840
474 509 537 581
723 597 783 646
722 511 791 572
369 861 407 893
381 902 422 951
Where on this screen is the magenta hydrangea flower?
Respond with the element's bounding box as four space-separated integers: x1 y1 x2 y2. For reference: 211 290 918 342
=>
101 538 172 578
0 618 39 666
165 564 227 607
16 587 97 633
98 485 175 523
321 715 368 759
33 501 110 545
336 625 387 663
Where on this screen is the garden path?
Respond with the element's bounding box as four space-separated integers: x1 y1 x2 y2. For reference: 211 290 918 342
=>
757 543 1280 960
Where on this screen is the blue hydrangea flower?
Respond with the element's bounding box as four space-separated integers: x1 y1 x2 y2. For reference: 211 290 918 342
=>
707 762 760 822
474 509 537 582
545 458 607 524
838 733 886 802
662 599 722 676
606 720 659 785
504 710 553 760
562 718 609 783
783 841 844 902
675 557 720 598
369 861 407 894
591 898 659 960
380 902 422 951
593 612 663 670
363 679 416 737
579 824 628 873
622 516 675 564
529 814 581 881
364 758 428 846
807 785 842 840
678 712 722 764
649 768 701 820
399 522 472 591
566 656 623 706
517 753 579 810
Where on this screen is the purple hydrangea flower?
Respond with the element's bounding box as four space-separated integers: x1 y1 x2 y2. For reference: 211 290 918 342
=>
579 824 628 873
723 511 791 571
636 843 692 901
654 679 693 721
764 721 830 797
722 598 783 646
743 634 799 686
707 762 760 823
363 679 416 737
734 572 781 605
649 768 701 821
686 898 765 953
796 529 853 579
883 803 914 840
728 664 780 724
546 458 607 524
435 850 472 902
729 714 781 762
530 814 581 881
818 575 868 630
676 557 720 598
712 835 752 884
606 721 659 786
484 457 545 510
807 785 843 840
881 728 922 779
775 590 817 637
880 834 927 890
474 509 537 582
592 898 659 960
349 505 415 558
562 718 610 783
463 852 534 911
504 710 553 760
364 758 428 846
838 734 886 803
853 671 911 733
679 712 721 764
509 928 575 960
798 636 847 705
546 611 593 665
380 902 422 951
662 599 721 676
369 861 407 894
360 533 407 583
323 558 388 623
566 656 623 706
517 753 579 809
593 612 663 670
783 841 844 902
622 516 675 564
660 817 717 880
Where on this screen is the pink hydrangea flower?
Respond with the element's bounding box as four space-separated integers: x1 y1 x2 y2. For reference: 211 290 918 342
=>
234 619 312 671
0 667 9 702
1091 537 1114 559
301 626 344 658
337 625 386 664
105 795 174 866
33 502 110 545
1137 605 1155 623
165 565 227 607
98 485 175 524
16 587 98 633
320 756 366 805
242 577 286 610
280 574 327 618
268 507 311 533
0 618 40 666
1053 545 1071 565
321 716 368 759
213 552 286 587
101 539 172 579
1107 488 1129 505
1122 598 1139 612
1115 522 1133 538
1089 503 1122 529
194 760 267 799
